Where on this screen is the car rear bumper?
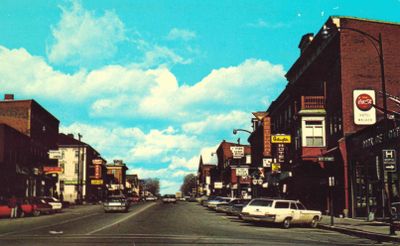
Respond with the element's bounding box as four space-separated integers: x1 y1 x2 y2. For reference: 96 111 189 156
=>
104 205 127 212
240 214 275 222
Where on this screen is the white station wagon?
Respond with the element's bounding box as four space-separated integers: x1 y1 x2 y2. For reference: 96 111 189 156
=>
240 198 322 229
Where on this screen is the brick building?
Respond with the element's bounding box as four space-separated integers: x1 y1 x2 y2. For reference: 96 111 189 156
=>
262 16 400 217
197 155 216 196
106 160 128 193
215 140 251 198
0 95 59 197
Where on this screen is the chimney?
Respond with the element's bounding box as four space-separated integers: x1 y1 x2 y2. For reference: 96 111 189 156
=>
67 133 74 138
298 33 314 54
4 94 14 101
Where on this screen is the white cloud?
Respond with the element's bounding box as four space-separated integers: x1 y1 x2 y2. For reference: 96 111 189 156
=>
138 58 286 119
166 28 196 41
182 111 250 135
246 19 289 29
129 127 201 162
47 0 125 67
0 46 285 123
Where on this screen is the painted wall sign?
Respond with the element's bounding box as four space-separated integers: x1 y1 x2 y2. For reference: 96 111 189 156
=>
353 90 376 125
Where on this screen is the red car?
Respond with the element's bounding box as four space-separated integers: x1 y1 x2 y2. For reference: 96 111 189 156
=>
27 197 53 216
0 199 11 218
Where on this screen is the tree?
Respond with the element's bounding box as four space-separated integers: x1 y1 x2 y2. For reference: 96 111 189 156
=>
144 178 160 196
180 174 196 195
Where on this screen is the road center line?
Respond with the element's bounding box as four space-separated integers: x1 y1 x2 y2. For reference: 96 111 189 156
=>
87 202 157 235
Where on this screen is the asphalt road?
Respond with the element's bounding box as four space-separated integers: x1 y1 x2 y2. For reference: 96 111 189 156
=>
0 201 396 245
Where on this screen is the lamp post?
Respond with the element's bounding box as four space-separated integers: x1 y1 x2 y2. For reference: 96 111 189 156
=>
323 24 394 235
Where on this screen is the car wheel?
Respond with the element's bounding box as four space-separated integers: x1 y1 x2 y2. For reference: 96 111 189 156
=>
33 210 41 217
310 216 319 228
282 218 291 229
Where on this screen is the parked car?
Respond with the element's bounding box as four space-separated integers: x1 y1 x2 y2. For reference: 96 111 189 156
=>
202 196 220 207
103 196 129 213
39 197 62 213
0 199 11 218
188 196 198 202
145 196 158 201
227 199 252 216
215 198 250 214
28 197 53 216
162 194 177 204
207 197 234 210
240 198 322 229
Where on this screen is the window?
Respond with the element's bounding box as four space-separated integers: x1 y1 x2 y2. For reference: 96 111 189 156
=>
249 199 273 207
275 202 290 209
75 162 79 174
290 203 298 210
302 117 325 147
296 203 306 210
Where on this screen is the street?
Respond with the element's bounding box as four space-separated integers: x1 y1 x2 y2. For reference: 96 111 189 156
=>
0 201 395 245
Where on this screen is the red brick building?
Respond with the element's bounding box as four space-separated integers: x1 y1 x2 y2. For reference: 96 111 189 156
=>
197 156 216 196
260 16 400 217
0 95 60 197
215 140 251 198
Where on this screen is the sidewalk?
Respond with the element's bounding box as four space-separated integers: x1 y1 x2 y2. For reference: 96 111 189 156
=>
318 216 400 243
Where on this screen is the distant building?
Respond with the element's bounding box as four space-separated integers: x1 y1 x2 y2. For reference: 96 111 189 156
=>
126 174 140 196
106 160 128 193
215 140 251 198
197 156 216 196
57 133 107 203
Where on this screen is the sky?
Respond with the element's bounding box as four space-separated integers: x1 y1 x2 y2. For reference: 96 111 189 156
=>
1 0 400 194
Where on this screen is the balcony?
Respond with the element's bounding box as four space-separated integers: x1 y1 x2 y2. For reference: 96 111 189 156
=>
301 96 325 110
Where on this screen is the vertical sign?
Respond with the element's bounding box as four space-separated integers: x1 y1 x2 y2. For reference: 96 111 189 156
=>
263 116 272 156
353 90 376 125
277 144 285 163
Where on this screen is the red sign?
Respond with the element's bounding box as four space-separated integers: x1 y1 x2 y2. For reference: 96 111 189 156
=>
263 116 272 156
43 166 63 174
94 165 102 179
356 94 373 111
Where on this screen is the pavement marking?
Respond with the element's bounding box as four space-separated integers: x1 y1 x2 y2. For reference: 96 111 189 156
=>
86 202 157 235
0 212 101 237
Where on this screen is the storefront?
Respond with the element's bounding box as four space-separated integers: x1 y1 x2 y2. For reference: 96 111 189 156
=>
347 120 400 218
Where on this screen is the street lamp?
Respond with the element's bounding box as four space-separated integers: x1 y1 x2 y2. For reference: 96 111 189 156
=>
323 24 394 234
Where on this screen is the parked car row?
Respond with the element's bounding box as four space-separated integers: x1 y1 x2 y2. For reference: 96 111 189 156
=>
0 196 62 218
200 196 322 229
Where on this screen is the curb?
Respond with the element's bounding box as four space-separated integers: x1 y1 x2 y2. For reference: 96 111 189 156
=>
318 224 400 243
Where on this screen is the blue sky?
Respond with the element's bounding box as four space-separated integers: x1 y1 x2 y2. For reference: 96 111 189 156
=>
1 0 400 194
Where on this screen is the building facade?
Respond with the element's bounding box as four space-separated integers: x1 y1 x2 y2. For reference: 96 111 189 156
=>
0 95 59 198
57 133 107 203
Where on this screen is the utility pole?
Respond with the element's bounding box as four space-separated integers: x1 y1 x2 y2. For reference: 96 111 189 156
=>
78 133 83 204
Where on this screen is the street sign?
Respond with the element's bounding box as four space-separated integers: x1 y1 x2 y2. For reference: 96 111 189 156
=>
230 146 244 159
383 149 397 172
48 150 62 159
271 163 281 173
263 158 272 167
236 167 248 177
214 182 223 189
271 135 291 143
318 156 335 162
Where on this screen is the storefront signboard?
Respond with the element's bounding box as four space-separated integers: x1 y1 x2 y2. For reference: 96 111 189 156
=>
230 146 244 159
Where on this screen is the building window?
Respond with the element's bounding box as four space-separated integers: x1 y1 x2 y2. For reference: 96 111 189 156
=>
302 117 325 147
75 162 79 174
